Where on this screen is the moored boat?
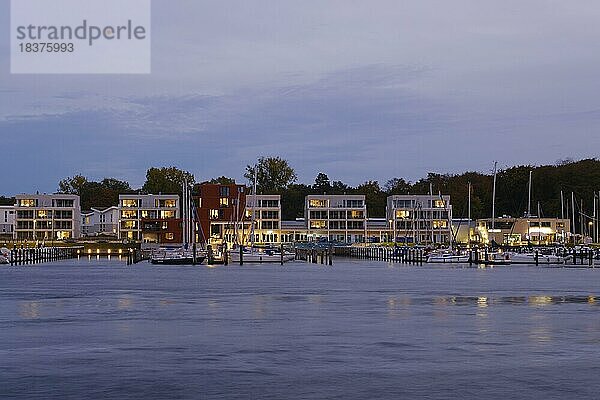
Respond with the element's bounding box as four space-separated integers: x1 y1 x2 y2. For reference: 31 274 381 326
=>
229 246 295 264
0 248 10 265
426 251 470 264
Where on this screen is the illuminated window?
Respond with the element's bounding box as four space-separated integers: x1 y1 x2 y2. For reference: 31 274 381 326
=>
19 199 36 207
434 200 446 208
165 233 174 240
161 210 175 219
433 220 448 228
121 210 138 219
141 210 158 219
122 199 139 208
220 197 229 207
37 210 49 219
309 199 327 208
395 210 410 219
310 220 326 229
348 210 364 219
209 209 220 220
122 220 137 229
155 199 177 208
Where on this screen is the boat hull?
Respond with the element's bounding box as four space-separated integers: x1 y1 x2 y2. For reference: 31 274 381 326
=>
230 253 295 264
150 256 206 265
427 255 470 264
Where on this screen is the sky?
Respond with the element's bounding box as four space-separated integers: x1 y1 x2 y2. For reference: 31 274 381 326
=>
1 0 600 194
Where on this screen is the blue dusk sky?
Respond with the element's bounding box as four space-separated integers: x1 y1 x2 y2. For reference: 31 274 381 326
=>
1 0 600 194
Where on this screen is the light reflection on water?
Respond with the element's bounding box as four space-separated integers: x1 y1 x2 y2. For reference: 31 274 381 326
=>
3 259 600 399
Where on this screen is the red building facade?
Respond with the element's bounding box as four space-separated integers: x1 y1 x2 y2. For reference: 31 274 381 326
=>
194 183 248 244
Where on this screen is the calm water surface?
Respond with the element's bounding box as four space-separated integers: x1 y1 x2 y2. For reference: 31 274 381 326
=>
2 259 600 399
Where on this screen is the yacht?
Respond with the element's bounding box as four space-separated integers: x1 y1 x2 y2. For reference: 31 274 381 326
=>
150 248 206 265
506 251 565 265
426 250 470 264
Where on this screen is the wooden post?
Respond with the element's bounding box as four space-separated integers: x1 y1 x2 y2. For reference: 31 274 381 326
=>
239 245 243 266
192 243 197 266
207 245 214 265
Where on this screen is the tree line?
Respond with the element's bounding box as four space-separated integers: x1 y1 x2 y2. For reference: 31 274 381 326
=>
11 157 600 221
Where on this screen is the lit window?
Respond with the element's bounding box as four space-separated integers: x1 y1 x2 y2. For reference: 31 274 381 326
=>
434 200 446 208
165 233 174 240
396 210 410 219
19 199 36 207
310 220 327 229
209 209 219 220
161 210 175 219
122 199 139 208
121 210 138 219
220 197 229 207
309 199 327 208
433 220 448 228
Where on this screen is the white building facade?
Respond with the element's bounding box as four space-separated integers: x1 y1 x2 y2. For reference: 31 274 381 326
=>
14 194 81 240
387 195 452 244
0 205 15 239
82 206 120 237
305 195 367 243
119 194 180 242
245 194 282 244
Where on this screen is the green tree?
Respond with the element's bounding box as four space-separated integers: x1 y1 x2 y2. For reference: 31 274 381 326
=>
355 180 386 217
142 167 195 195
209 176 236 185
58 174 88 195
0 196 15 206
384 178 411 195
281 183 313 220
244 157 297 193
313 172 331 193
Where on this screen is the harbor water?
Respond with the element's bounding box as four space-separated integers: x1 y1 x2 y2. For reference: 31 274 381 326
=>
2 259 600 399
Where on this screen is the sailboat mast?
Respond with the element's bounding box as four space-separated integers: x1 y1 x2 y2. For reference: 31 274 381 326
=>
429 182 434 244
561 190 565 220
491 161 498 231
527 170 532 217
468 181 471 248
571 192 576 244
250 164 258 248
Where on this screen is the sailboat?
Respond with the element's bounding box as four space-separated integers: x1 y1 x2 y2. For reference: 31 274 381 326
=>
229 164 294 264
502 173 565 265
150 180 206 265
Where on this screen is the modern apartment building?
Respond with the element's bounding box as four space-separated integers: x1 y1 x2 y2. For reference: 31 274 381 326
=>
194 183 247 245
14 194 81 240
245 194 282 244
0 205 15 239
387 195 452 244
118 194 180 242
81 206 120 237
305 195 367 243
